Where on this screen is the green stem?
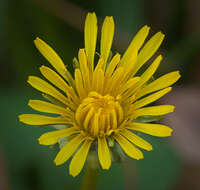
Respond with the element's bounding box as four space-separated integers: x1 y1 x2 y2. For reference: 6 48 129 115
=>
80 165 98 190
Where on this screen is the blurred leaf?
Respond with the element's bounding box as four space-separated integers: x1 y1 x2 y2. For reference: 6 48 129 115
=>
5 0 82 86
135 134 182 190
97 163 124 190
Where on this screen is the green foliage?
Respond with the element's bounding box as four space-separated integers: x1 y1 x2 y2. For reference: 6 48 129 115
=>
136 134 181 190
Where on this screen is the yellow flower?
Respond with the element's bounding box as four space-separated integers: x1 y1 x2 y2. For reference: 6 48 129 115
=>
19 12 180 177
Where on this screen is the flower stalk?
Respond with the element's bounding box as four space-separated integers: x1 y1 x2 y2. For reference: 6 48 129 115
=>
80 165 98 190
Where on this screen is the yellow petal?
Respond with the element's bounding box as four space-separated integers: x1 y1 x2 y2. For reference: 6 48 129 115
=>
78 49 91 90
38 127 79 145
40 66 69 94
74 69 86 99
92 69 104 94
54 134 85 166
132 32 165 75
114 102 124 124
122 25 150 65
136 71 181 99
34 38 66 71
121 46 138 81
120 45 137 68
134 105 175 118
28 100 70 116
114 133 143 160
105 53 120 77
34 38 74 86
41 94 67 109
28 76 68 106
69 139 93 177
95 58 104 71
120 129 152 151
19 114 73 126
101 16 114 66
120 77 140 96
98 137 111 170
84 12 97 70
133 55 162 92
108 67 124 93
133 87 172 109
127 122 173 137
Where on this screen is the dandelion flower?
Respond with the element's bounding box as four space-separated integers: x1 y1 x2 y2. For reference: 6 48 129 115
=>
19 12 180 177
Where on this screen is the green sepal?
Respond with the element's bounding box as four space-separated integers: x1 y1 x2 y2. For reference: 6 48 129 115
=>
133 115 162 123
73 57 80 69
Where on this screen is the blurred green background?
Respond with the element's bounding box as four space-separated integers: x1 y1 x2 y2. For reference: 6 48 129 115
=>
1 0 200 189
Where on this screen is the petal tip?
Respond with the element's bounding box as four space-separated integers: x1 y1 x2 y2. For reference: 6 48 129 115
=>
18 114 29 123
38 137 42 145
159 32 165 40
27 100 32 107
86 12 97 19
158 31 165 36
147 146 153 151
27 76 33 83
140 154 144 159
34 37 39 43
18 114 24 122
144 25 151 31
176 71 181 78
34 37 42 46
54 159 60 166
158 54 163 61
69 169 80 177
171 105 176 112
38 134 46 145
105 16 114 22
101 163 111 170
136 155 144 160
169 128 173 135
39 65 46 70
69 172 77 178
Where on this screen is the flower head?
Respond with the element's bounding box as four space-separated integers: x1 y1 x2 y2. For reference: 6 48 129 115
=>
19 12 180 177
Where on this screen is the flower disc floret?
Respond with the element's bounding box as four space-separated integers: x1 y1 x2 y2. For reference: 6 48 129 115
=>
75 91 124 137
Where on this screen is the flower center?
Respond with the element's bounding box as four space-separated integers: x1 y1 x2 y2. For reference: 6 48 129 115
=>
75 91 124 137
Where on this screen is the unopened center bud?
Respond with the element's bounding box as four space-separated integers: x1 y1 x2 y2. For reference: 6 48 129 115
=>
75 91 124 137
